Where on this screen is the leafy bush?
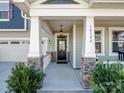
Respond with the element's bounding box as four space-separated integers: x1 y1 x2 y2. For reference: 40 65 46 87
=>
6 63 45 93
91 62 124 93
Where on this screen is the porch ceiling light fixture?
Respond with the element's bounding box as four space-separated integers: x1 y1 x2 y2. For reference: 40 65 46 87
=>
59 25 64 36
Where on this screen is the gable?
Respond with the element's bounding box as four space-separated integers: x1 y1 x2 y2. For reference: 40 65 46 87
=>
42 0 79 4
30 0 89 9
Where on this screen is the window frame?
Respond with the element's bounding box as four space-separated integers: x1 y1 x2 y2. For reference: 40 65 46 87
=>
109 27 124 56
95 27 105 56
0 1 10 21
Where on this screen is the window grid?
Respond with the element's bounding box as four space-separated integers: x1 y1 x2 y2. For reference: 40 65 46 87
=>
95 31 102 54
0 1 9 20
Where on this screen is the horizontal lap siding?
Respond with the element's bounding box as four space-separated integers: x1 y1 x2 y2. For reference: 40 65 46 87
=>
0 4 25 29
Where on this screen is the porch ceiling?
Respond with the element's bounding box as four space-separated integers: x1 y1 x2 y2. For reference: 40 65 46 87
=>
47 20 82 32
46 17 124 33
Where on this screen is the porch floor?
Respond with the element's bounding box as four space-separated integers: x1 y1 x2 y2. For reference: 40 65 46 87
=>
39 62 83 90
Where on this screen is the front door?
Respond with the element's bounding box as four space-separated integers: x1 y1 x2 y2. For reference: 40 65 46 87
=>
57 36 67 63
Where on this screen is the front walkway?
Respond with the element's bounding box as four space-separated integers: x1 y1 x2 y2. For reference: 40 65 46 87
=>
0 62 15 93
0 62 92 93
39 63 85 92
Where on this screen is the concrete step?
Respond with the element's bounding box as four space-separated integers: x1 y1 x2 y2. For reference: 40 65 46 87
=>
38 89 93 93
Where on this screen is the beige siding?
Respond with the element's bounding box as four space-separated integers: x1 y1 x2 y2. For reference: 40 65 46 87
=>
75 24 83 68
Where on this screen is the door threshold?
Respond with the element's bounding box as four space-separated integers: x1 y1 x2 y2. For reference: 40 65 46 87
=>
57 61 68 64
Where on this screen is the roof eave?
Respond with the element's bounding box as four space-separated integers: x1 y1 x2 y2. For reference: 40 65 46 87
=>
89 0 124 8
13 0 30 14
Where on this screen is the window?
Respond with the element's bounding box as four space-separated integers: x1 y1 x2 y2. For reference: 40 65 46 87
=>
22 41 30 44
109 27 124 56
0 1 9 21
10 41 20 44
95 27 105 56
0 41 8 44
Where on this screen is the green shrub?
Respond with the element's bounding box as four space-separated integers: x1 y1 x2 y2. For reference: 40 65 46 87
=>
91 62 124 93
6 63 45 93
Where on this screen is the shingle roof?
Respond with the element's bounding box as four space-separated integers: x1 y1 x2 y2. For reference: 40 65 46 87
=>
27 0 88 4
42 0 79 4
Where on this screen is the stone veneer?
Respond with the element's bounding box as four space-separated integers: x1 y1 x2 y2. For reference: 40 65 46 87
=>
51 51 57 62
28 57 43 71
80 58 96 89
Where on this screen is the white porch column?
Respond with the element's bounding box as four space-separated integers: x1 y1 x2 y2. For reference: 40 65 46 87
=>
28 16 43 70
80 16 96 88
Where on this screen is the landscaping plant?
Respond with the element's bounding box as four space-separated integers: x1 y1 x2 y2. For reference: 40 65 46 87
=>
91 62 124 93
6 62 45 93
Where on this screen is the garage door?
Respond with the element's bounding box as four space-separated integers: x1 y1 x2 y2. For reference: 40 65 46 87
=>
0 40 29 62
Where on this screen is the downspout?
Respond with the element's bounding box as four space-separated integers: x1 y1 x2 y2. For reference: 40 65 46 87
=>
21 10 53 35
21 10 31 20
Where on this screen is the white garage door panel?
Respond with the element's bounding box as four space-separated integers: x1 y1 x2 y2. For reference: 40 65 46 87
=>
0 44 29 62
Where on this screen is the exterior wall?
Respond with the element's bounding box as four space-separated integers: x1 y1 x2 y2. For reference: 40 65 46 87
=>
96 20 124 61
41 21 54 52
75 24 83 68
0 31 30 38
0 4 26 29
0 3 30 38
72 20 124 68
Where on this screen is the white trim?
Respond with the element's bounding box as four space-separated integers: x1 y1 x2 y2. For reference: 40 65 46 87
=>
0 19 10 21
90 0 124 3
30 9 124 17
0 38 29 41
0 9 28 32
95 27 105 56
55 33 70 62
0 1 10 21
109 27 124 56
73 24 76 68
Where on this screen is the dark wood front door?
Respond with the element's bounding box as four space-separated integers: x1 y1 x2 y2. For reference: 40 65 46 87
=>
57 36 67 63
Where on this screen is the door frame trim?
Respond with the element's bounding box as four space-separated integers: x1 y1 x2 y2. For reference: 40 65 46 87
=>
55 33 69 62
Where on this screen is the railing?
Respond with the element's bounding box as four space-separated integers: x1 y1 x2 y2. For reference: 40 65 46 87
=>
43 53 51 72
118 51 124 61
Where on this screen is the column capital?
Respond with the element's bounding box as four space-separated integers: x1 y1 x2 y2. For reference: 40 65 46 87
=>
84 16 95 19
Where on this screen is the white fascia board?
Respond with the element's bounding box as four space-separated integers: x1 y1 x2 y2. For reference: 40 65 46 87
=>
30 8 124 17
92 0 124 3
13 0 29 6
89 0 124 7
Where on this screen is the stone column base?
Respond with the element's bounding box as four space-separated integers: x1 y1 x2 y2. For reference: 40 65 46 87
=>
80 57 96 89
28 57 43 71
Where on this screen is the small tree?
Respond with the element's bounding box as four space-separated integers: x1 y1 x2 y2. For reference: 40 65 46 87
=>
6 63 45 93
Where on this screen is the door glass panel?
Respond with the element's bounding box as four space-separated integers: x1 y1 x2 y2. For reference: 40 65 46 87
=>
59 41 65 51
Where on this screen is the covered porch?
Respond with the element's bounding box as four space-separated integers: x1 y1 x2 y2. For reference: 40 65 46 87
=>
28 16 124 89
13 0 124 89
